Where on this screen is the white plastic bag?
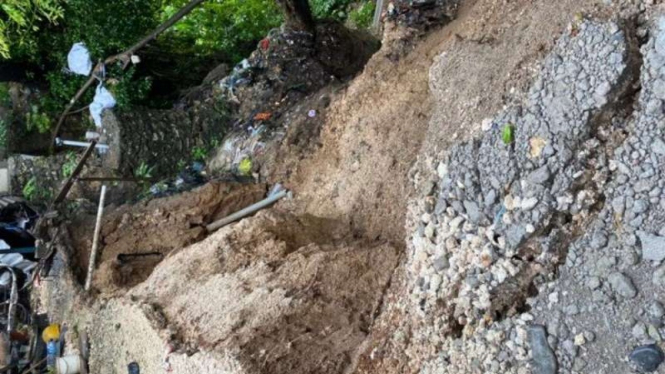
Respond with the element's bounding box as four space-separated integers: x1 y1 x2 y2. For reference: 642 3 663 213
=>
89 84 116 127
67 43 93 76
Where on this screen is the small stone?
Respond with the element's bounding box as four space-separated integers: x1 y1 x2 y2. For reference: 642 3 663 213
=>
562 339 578 357
638 231 665 263
430 274 442 293
633 322 649 340
464 200 482 223
521 197 539 211
480 247 495 268
648 301 665 319
424 224 435 240
648 324 662 341
564 304 580 315
608 272 637 298
573 333 586 346
528 166 551 184
629 344 665 373
433 255 450 272
437 163 449 178
583 331 595 343
528 325 557 374
652 138 665 155
529 137 547 158
587 276 601 290
653 266 665 288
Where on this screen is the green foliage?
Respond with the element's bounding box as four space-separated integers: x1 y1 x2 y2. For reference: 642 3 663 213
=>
310 0 352 21
349 1 375 29
0 0 65 59
191 146 207 161
160 0 282 62
0 83 10 105
22 176 51 202
25 105 51 133
502 123 515 145
135 162 154 180
0 120 7 150
62 0 159 58
106 66 153 110
61 151 77 178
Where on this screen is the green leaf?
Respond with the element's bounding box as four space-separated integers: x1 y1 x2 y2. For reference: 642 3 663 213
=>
502 124 515 145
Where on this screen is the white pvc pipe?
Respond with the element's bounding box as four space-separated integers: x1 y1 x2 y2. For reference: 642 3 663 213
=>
85 185 107 291
56 139 109 150
206 190 287 233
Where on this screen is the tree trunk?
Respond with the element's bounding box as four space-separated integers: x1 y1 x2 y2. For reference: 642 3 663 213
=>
276 0 315 32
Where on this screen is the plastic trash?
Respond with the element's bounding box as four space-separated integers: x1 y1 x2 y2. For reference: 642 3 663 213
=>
46 341 59 370
67 43 93 76
128 362 140 374
90 84 116 127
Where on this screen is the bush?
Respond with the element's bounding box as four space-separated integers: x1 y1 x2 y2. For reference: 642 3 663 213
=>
0 0 65 60
160 0 282 63
349 1 375 29
310 0 353 21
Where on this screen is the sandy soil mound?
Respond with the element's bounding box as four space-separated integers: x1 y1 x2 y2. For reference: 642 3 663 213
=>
67 182 267 293
83 211 399 374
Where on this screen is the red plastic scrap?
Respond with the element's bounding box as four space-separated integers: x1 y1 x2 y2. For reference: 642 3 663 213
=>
260 38 270 51
254 112 272 121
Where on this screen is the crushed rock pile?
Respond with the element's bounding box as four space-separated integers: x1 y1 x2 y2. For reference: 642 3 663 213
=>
406 14 665 374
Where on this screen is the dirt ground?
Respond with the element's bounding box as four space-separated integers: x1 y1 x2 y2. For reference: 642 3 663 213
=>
67 182 267 293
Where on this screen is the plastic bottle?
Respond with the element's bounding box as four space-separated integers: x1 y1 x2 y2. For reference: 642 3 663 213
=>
46 341 59 369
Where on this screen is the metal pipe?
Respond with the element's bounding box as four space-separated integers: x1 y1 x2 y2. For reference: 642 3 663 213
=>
206 190 288 233
55 138 109 150
85 185 107 292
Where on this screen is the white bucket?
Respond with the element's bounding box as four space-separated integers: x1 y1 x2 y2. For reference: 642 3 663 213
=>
56 355 82 374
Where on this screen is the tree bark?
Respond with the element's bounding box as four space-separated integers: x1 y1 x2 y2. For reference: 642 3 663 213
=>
276 0 316 32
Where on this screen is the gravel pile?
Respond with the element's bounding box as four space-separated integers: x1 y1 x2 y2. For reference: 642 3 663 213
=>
407 15 665 373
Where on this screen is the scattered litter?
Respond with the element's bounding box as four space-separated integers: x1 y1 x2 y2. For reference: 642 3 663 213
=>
149 162 207 198
630 344 665 373
502 123 515 145
131 55 141 64
238 158 253 176
260 38 270 51
308 109 316 118
254 112 272 121
208 127 268 175
128 361 140 374
67 43 93 76
56 354 83 374
89 84 117 127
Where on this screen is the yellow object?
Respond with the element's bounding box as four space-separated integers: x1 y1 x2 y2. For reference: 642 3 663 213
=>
238 158 252 176
42 324 60 343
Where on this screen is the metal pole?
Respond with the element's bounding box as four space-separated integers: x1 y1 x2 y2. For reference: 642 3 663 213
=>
84 185 107 292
